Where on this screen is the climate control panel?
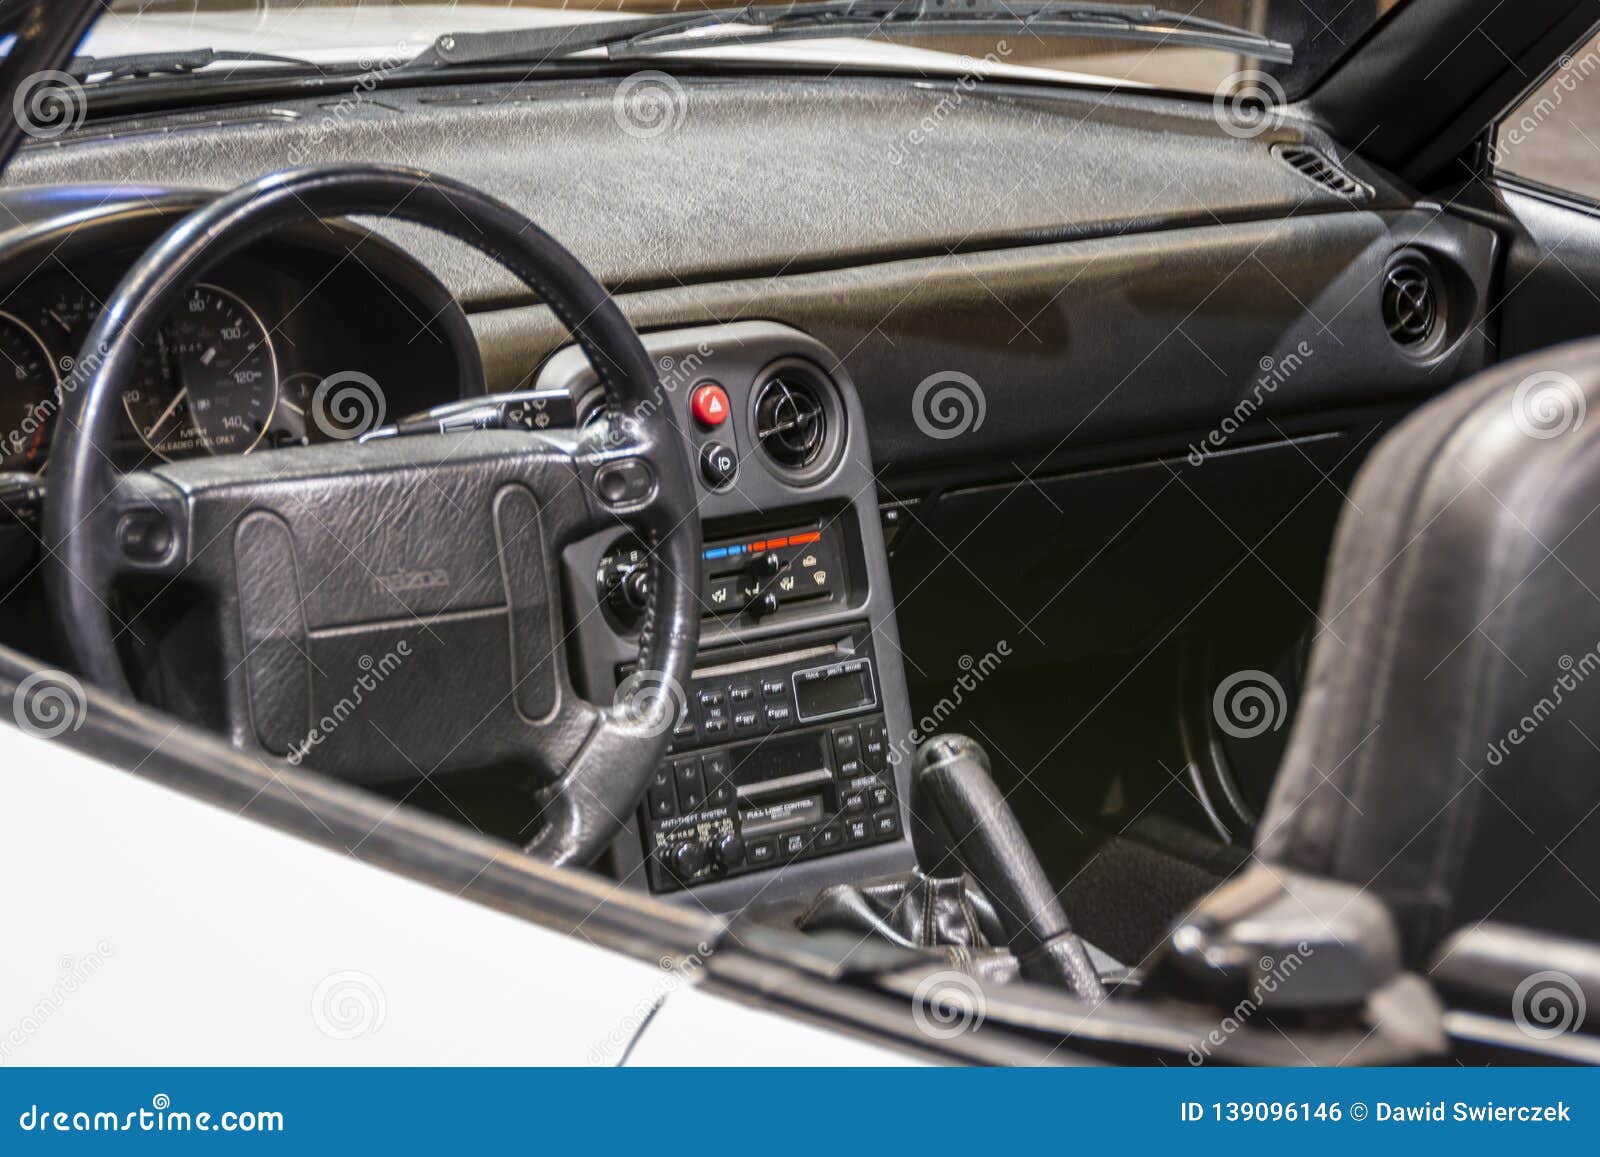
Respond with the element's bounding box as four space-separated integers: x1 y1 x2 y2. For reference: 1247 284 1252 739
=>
597 520 847 630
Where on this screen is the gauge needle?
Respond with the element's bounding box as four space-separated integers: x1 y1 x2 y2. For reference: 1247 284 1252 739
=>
146 386 189 439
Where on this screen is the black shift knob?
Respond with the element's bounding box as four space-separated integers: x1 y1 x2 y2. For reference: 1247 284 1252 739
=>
912 734 1105 1000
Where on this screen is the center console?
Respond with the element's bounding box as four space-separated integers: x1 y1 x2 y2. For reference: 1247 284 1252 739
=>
542 321 916 910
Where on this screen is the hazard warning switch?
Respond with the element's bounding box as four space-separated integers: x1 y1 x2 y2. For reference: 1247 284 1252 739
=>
690 382 730 429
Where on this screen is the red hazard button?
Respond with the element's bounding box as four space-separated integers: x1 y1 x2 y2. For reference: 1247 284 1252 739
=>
690 382 730 429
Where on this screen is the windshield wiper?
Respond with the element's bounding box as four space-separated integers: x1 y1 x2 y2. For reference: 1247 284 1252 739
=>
67 48 328 84
416 1 1292 69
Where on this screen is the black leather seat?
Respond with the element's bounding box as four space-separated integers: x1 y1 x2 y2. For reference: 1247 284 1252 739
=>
1255 338 1600 965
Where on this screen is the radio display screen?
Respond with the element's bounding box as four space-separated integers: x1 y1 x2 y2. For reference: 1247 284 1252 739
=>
796 667 872 719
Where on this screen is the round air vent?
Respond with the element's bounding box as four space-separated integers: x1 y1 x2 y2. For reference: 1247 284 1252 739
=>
1382 256 1440 351
754 376 825 468
749 359 845 484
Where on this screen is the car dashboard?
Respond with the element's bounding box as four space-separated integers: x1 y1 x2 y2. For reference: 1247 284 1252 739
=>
0 70 1504 911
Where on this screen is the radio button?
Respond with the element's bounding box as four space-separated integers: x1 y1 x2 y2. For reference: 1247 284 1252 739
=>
816 823 844 850
747 838 776 866
703 752 733 805
647 766 678 819
697 688 726 710
729 683 755 703
673 757 705 810
763 703 793 727
777 830 811 858
733 709 759 732
844 817 871 844
702 716 729 739
867 783 894 811
830 725 860 763
872 810 901 839
836 758 863 780
760 678 786 698
841 789 867 813
860 719 888 770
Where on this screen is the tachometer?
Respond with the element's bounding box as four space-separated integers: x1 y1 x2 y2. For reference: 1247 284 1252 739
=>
0 311 61 472
121 284 279 461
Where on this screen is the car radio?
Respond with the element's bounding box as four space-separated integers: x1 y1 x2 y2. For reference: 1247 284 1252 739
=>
629 624 901 892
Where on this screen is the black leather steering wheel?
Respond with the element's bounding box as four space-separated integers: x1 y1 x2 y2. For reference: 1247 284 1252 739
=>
43 164 702 868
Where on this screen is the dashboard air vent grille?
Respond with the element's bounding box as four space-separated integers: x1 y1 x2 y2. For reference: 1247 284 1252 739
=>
1272 143 1370 200
754 376 827 470
1382 258 1438 349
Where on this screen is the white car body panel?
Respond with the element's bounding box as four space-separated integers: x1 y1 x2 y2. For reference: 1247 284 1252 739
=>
0 726 912 1066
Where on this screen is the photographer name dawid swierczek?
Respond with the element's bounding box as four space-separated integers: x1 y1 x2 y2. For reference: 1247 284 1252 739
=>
1374 1101 1573 1124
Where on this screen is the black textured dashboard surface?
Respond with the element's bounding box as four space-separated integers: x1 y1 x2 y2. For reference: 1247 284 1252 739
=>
2 74 1400 307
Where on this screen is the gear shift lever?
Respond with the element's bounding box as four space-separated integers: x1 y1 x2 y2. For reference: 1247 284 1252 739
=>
912 734 1105 1001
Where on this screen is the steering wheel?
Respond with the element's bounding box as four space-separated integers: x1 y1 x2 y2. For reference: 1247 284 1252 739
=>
43 165 702 868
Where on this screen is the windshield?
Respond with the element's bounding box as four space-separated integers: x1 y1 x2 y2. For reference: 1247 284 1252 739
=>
92 1 1407 99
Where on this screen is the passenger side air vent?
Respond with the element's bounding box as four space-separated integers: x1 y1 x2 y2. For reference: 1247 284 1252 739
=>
1271 143 1371 200
751 359 845 485
1382 255 1440 351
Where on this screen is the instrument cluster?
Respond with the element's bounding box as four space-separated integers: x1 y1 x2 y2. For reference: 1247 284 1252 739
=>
0 247 470 474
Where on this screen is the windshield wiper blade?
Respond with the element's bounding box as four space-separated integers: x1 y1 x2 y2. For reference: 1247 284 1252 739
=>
417 1 1292 69
67 48 327 83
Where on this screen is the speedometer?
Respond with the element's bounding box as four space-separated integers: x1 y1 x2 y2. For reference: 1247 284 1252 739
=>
121 284 279 461
0 311 61 472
